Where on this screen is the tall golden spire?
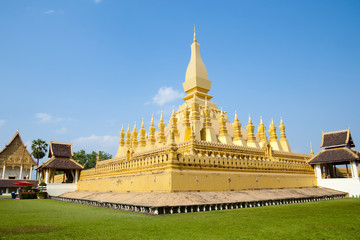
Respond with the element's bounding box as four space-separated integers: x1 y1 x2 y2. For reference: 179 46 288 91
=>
268 119 278 141
131 122 138 148
310 142 314 156
246 114 256 143
193 25 197 42
183 27 212 100
258 116 267 142
139 118 146 148
157 112 166 144
120 124 125 147
233 110 243 141
279 117 286 140
148 114 156 147
125 124 131 148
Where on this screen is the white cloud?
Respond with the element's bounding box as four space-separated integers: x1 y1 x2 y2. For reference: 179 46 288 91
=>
151 87 185 106
43 9 64 15
44 9 55 14
72 135 119 155
35 113 72 124
56 127 68 134
35 113 53 123
0 120 5 127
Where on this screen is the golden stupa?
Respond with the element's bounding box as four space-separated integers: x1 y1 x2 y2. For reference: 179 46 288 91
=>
77 29 314 193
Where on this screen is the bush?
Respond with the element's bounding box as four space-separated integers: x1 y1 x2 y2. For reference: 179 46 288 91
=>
38 182 47 192
37 192 47 199
20 192 37 199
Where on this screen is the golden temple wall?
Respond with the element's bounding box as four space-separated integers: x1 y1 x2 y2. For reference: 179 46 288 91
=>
77 144 315 193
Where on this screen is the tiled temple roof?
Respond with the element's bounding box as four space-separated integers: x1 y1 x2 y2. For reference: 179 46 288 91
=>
321 129 355 148
37 157 83 170
309 147 359 165
48 142 73 158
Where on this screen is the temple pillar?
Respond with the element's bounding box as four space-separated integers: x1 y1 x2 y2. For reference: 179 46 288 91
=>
29 167 32 180
350 161 359 179
315 165 322 180
45 168 49 184
19 164 23 180
2 164 5 179
75 170 78 184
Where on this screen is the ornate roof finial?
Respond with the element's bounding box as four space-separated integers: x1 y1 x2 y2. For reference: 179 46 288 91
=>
193 25 197 42
248 114 252 124
234 110 238 122
141 118 144 128
172 106 175 114
310 142 314 156
127 124 130 133
260 116 263 125
160 111 164 122
150 114 154 126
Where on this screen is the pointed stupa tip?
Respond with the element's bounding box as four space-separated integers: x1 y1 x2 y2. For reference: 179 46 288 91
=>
234 110 238 121
248 114 252 123
280 116 284 125
160 111 164 122
127 124 130 132
193 25 197 42
141 118 144 128
172 106 175 114
260 116 263 125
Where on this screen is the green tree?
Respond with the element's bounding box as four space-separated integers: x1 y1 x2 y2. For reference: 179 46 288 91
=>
73 150 112 169
31 139 48 179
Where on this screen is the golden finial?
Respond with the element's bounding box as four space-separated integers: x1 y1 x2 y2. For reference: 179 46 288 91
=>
193 25 197 42
260 116 263 125
127 124 130 133
310 142 314 156
234 110 238 122
141 118 144 128
133 122 137 131
151 114 154 126
280 116 284 125
97 151 100 162
172 106 175 114
121 124 124 132
248 114 252 124
160 111 164 122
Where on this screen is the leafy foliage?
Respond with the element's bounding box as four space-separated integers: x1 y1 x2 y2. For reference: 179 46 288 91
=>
31 139 48 179
31 139 48 161
73 150 112 169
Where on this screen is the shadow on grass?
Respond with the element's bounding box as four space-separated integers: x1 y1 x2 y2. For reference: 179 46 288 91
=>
0 225 63 236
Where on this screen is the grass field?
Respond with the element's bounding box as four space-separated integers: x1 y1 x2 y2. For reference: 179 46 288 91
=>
0 198 359 240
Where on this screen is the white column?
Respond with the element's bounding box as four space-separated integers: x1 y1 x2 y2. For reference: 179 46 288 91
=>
2 165 6 179
45 169 49 184
19 165 23 180
75 170 78 184
350 161 359 179
29 167 32 180
315 165 322 180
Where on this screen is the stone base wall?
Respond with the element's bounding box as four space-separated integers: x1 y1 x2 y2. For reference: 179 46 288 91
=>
77 168 315 193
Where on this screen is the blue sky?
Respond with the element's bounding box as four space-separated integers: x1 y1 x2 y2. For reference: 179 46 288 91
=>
1 0 359 173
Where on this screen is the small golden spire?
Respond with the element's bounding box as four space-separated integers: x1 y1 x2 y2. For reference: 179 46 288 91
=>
248 114 252 124
150 114 154 127
127 124 130 133
133 122 137 132
310 142 314 156
141 118 144 129
234 110 238 122
160 111 164 122
260 116 263 125
172 106 175 114
193 25 197 42
96 151 100 163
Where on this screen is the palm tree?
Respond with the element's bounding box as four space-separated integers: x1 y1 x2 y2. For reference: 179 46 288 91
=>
31 139 48 180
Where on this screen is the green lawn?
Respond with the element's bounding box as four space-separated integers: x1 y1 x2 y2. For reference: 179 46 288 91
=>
0 198 359 240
